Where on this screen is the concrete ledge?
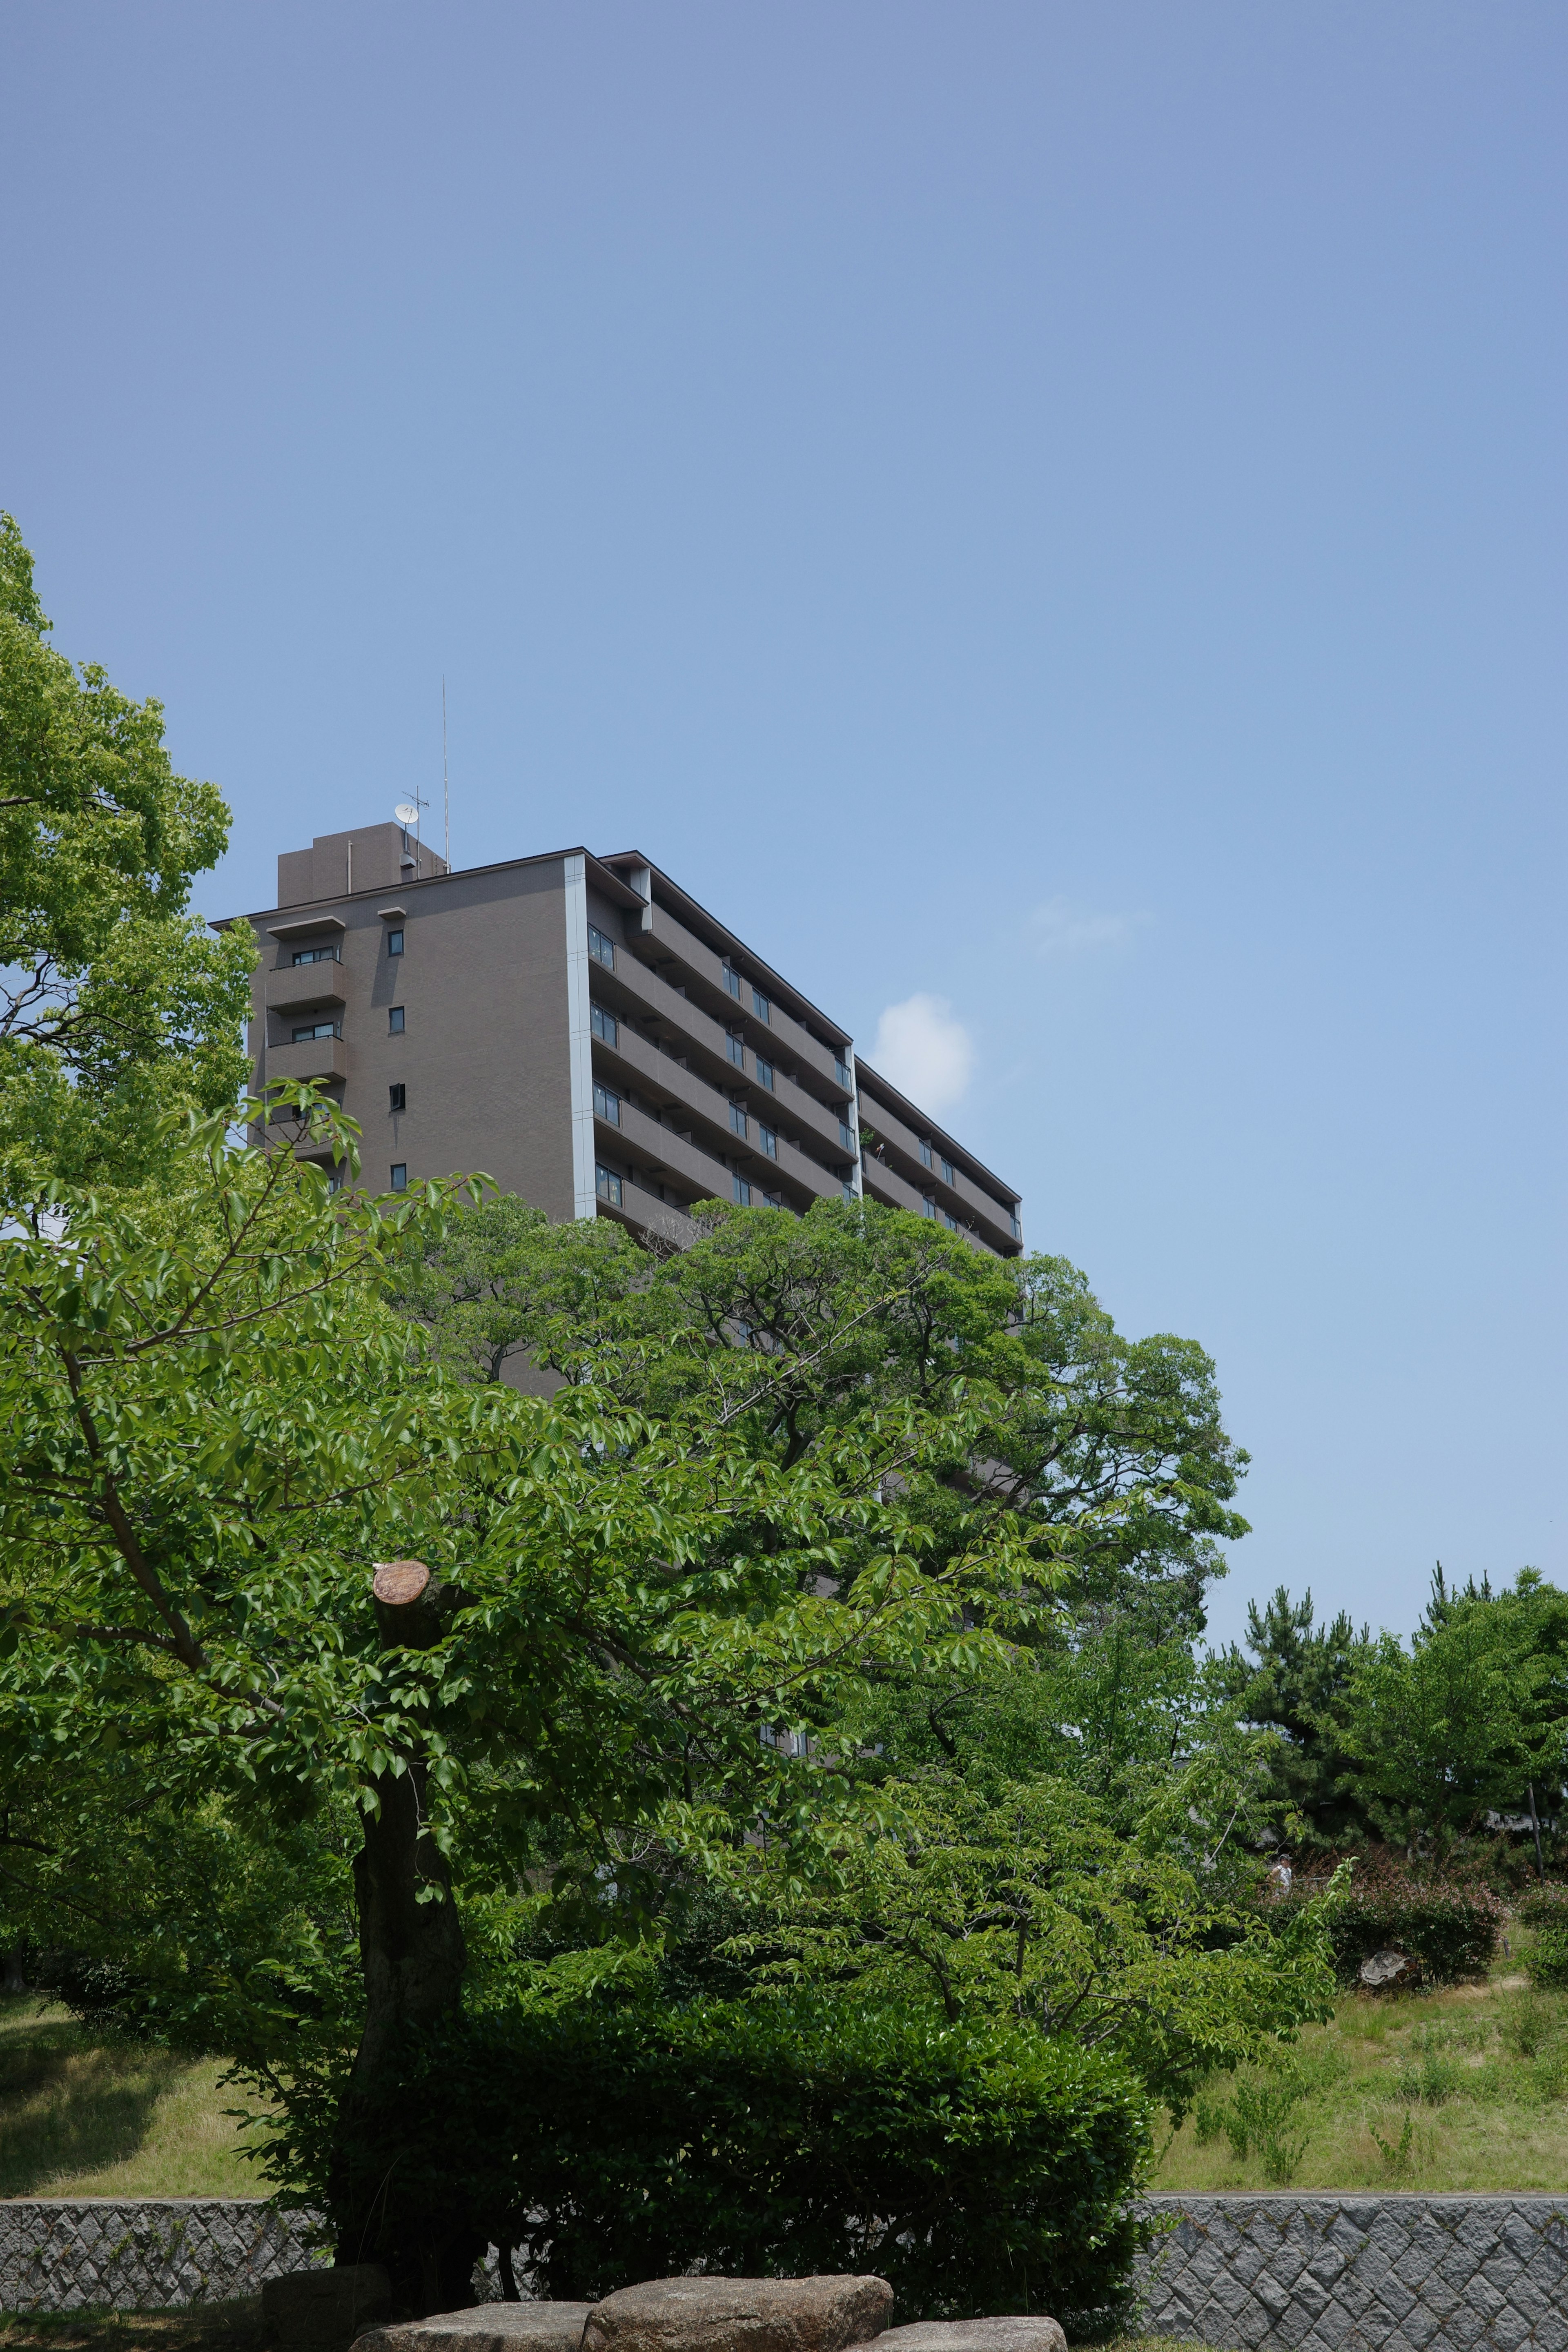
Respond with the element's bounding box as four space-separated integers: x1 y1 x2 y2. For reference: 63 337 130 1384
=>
1135 2193 1568 2352
0 2199 327 2312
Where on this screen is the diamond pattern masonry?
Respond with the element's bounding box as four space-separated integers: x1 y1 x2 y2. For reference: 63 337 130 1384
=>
0 2200 327 2312
1135 2196 1568 2352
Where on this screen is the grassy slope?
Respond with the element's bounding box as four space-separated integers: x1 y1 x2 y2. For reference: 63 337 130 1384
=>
1156 1962 1568 2193
0 1998 270 2200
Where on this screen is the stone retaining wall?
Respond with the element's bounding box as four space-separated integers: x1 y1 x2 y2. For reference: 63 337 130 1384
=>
1136 2194 1568 2352
0 2200 326 2312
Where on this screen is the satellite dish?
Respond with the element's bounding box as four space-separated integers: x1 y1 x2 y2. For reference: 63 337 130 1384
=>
394 802 420 826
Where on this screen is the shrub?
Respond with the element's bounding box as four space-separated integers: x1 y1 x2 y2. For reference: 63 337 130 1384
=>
1267 1854 1501 1985
1515 1887 1568 1987
261 1996 1154 2327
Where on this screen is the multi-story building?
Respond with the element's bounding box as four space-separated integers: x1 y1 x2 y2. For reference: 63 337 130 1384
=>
222 822 1023 1259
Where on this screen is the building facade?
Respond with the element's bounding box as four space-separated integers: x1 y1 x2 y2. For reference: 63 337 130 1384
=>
224 823 1023 1258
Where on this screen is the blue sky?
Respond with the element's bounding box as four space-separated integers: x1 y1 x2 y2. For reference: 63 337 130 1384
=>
2 3 1562 1648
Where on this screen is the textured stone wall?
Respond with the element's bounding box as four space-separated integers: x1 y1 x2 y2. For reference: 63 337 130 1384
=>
1136 2194 1568 2352
0 2199 326 2312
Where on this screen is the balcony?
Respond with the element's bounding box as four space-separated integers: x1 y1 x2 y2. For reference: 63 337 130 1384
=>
637 902 847 1097
593 1015 851 1180
266 1036 349 1085
263 965 347 1017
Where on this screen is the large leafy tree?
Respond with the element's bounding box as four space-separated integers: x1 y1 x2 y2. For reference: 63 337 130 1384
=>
0 513 252 1185
0 1098 1047 2292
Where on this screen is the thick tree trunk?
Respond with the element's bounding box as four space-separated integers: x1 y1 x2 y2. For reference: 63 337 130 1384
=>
336 1565 478 2310
350 1751 467 2091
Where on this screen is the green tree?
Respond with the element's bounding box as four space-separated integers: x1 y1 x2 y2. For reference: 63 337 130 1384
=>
0 513 252 1185
1341 1599 1564 1855
0 1098 1049 2298
1222 1587 1375 1849
387 1192 641 1385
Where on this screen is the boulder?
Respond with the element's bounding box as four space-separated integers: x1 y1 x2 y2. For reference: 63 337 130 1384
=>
263 2264 392 2352
355 2305 595 2352
1360 1947 1420 1990
852 2324 1066 2352
581 2276 894 2352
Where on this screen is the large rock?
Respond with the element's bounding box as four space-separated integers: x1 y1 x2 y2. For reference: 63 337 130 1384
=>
853 2324 1065 2352
263 2263 392 2352
355 2306 595 2352
1360 1947 1419 1990
581 2276 894 2352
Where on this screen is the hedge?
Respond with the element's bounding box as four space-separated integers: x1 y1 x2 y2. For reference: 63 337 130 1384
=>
1515 1886 1568 1987
1268 1858 1501 1985
273 1996 1154 2326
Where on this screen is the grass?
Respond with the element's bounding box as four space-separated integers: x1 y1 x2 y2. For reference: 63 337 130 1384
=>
0 2305 266 2352
0 1996 272 2200
1155 1958 1568 2192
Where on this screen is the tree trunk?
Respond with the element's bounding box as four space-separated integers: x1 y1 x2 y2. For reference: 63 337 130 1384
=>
336 1566 478 2310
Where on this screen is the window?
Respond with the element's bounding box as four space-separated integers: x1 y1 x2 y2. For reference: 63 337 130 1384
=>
389 1083 406 1113
1010 1210 1022 1240
841 1177 855 1201
594 1082 621 1126
765 1190 783 1209
941 1156 955 1184
388 1006 405 1033
727 1033 745 1068
588 924 616 970
922 1196 937 1219
760 1125 777 1159
729 1102 747 1138
943 1210 959 1232
838 1120 855 1152
755 1056 775 1091
390 1164 408 1192
291 944 340 966
590 1002 618 1047
724 965 742 999
386 929 404 956
919 1139 933 1169
834 1056 851 1089
752 987 771 1022
292 1020 341 1042
596 1163 623 1207
732 1174 752 1205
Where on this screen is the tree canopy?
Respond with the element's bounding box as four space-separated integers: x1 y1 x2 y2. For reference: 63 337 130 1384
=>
0 512 252 1186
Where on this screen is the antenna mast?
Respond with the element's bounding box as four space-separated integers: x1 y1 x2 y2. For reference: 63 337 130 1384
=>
442 677 450 869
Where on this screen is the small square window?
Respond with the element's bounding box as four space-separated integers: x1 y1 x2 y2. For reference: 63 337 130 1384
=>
724 966 742 999
390 1163 408 1192
732 1174 752 1205
752 987 771 1022
755 1057 775 1091
596 1163 623 1207
594 1082 621 1126
587 924 616 970
727 1033 745 1068
760 1125 777 1159
389 1083 406 1113
386 929 404 956
388 1007 405 1034
729 1102 747 1137
590 1002 618 1047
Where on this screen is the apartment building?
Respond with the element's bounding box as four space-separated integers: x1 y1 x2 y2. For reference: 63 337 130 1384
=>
224 823 1023 1259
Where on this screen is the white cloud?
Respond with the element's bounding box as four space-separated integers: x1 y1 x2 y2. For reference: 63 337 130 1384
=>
1029 895 1139 958
871 993 974 1113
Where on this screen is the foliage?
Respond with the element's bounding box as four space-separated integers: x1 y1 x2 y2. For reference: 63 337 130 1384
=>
262 1995 1154 2327
385 1193 641 1385
1268 1855 1501 1986
1515 1886 1568 1988
1340 1597 1565 1852
693 1773 1337 2119
0 1097 1053 2069
0 514 253 1187
1219 1587 1374 1849
1192 2058 1314 2184
392 1192 1251 1639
